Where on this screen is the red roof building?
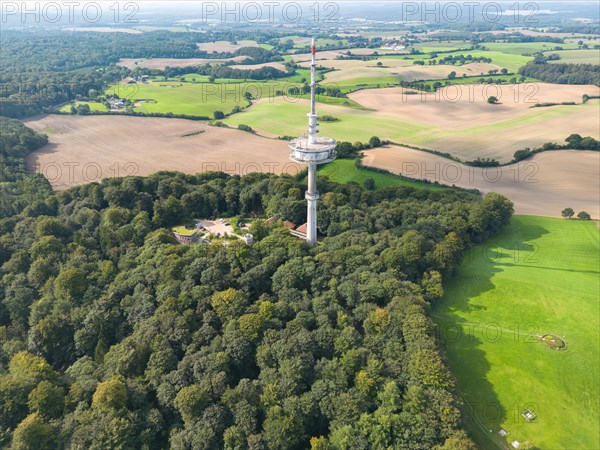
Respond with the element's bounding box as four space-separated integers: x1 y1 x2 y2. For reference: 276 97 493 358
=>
291 223 308 239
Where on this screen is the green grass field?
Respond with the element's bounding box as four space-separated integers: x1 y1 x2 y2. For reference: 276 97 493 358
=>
105 77 307 117
106 81 246 117
317 159 446 190
222 97 432 142
172 69 312 85
411 41 471 53
433 216 600 450
456 50 533 72
545 49 600 65
483 41 579 54
59 101 107 112
406 43 536 72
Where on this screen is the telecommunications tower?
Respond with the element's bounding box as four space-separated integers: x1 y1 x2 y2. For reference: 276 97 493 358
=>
288 38 337 247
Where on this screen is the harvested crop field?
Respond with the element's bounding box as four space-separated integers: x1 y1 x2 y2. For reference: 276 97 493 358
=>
117 56 248 70
306 58 502 83
63 27 142 34
291 47 401 62
23 115 295 190
197 40 259 52
349 84 600 160
362 145 600 217
349 83 600 127
229 62 287 71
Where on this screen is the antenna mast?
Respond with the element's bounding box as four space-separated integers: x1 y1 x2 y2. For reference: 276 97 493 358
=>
287 38 337 247
308 38 318 145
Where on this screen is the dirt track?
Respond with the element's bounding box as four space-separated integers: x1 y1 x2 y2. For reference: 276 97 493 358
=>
24 115 295 190
362 145 600 217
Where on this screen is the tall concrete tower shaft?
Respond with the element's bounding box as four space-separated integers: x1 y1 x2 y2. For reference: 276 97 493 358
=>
288 39 337 247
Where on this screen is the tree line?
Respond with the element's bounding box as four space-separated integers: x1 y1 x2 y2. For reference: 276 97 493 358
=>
518 62 600 85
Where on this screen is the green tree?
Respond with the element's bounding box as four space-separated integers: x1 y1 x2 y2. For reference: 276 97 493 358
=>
422 270 444 301
487 96 499 104
92 378 128 410
29 236 64 260
434 430 477 449
9 351 57 385
54 268 86 300
35 217 71 240
174 384 211 426
363 178 375 190
561 208 574 219
11 413 57 450
152 196 185 227
77 103 91 115
214 110 225 119
368 136 381 148
577 211 591 220
28 381 65 419
0 376 30 428
211 288 249 322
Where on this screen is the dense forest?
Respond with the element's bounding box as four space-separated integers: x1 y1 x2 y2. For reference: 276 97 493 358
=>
0 121 515 449
0 118 54 217
518 62 600 85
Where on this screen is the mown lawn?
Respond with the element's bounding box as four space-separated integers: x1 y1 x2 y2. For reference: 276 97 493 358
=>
433 216 600 450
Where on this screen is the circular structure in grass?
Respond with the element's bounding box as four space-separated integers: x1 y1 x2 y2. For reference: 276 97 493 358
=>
541 334 567 350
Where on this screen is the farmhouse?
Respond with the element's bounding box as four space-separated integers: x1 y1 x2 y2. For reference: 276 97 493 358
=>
108 98 126 109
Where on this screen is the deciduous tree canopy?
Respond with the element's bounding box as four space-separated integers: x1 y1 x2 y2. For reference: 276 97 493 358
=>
0 122 515 449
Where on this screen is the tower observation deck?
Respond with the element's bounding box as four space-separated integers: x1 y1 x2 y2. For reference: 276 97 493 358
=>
288 38 337 247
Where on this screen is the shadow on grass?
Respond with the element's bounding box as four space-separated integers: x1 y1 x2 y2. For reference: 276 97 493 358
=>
434 221 550 449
